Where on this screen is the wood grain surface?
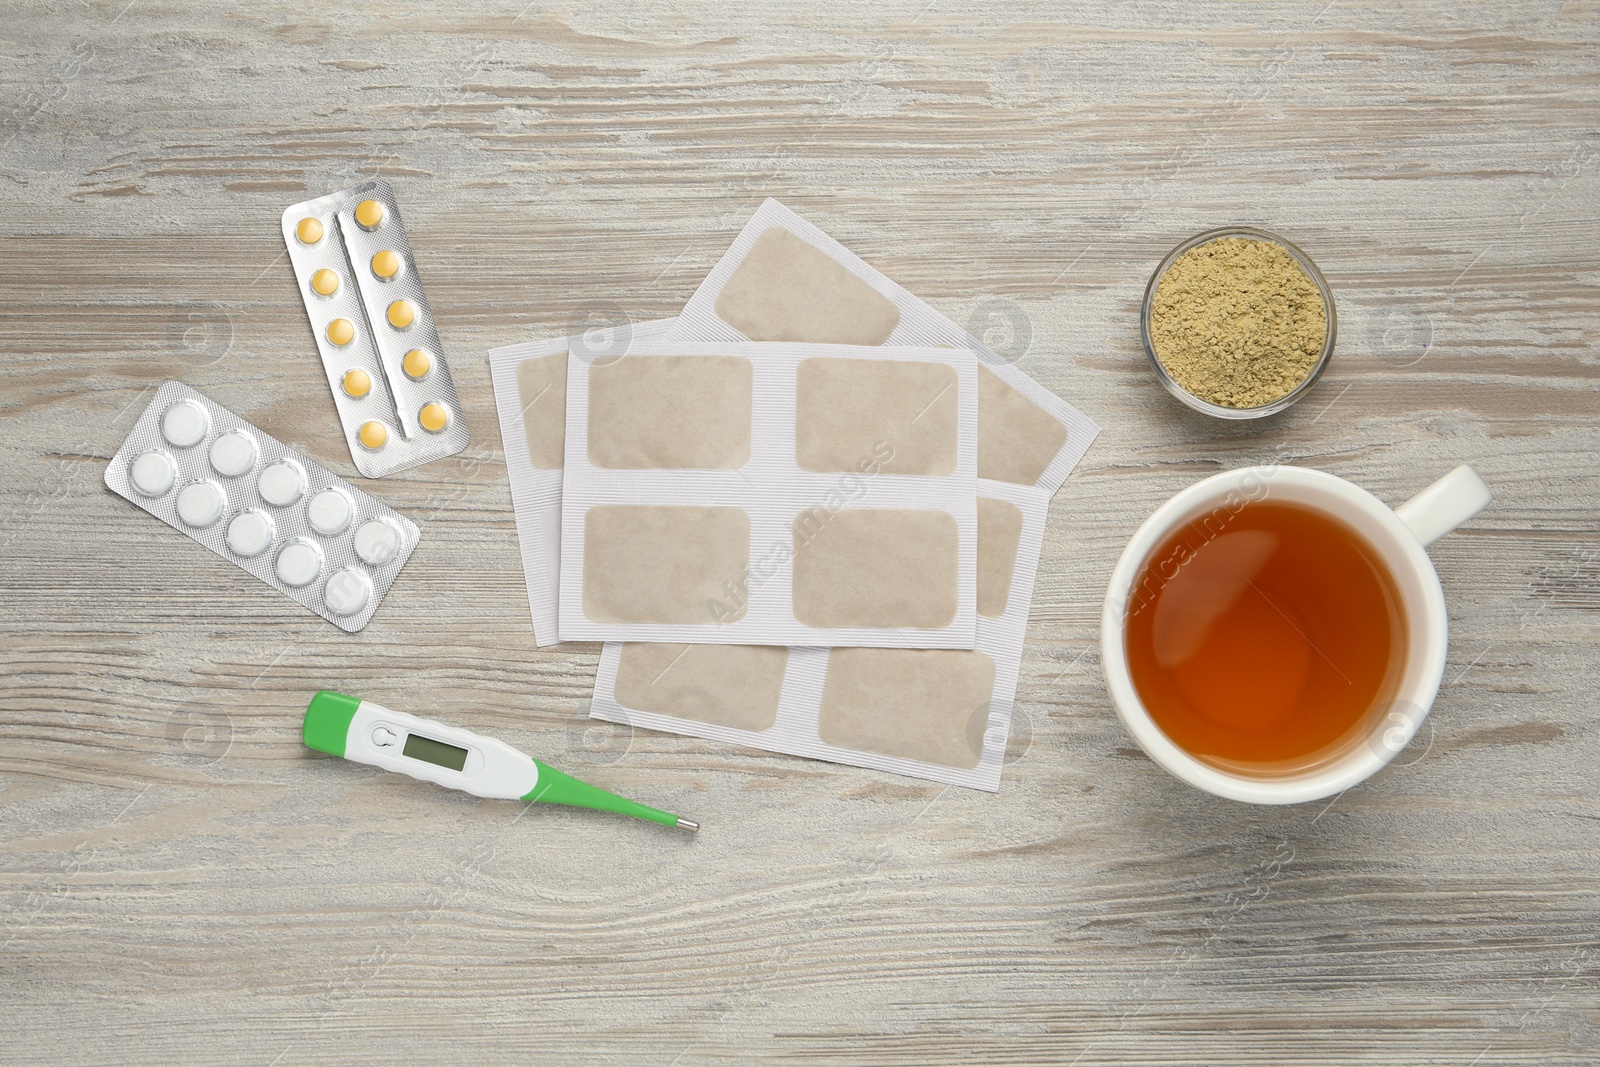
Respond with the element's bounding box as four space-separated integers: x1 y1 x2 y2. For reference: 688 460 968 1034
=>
2 2 1597 1064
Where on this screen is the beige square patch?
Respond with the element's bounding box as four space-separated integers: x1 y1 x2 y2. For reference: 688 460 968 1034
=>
613 642 787 732
818 648 997 768
795 357 957 476
713 227 901 345
978 364 1069 486
583 506 750 624
515 352 567 470
977 498 1024 618
792 508 958 629
588 355 752 470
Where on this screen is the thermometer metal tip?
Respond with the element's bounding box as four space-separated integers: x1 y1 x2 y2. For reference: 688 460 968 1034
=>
675 818 700 832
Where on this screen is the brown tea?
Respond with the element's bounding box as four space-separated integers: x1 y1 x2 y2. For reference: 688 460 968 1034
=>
1124 501 1407 772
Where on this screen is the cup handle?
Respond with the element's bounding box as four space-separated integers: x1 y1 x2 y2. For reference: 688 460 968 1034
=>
1394 465 1492 547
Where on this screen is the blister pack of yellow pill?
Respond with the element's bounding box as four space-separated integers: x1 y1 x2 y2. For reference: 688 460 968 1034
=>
282 180 468 478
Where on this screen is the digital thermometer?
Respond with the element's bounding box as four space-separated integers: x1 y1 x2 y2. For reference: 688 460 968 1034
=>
302 691 698 832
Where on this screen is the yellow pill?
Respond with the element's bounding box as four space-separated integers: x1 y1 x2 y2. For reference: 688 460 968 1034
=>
354 199 385 230
310 268 339 296
386 300 416 330
326 318 356 346
358 420 389 450
295 217 324 244
402 349 432 380
341 368 371 398
418 402 450 434
370 249 402 280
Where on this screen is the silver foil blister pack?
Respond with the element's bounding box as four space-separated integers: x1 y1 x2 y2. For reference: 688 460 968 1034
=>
104 381 421 632
282 180 468 478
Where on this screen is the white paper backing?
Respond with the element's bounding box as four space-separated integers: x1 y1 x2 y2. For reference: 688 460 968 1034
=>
588 198 1101 790
560 342 980 649
488 318 679 646
669 198 1098 494
591 477 1046 791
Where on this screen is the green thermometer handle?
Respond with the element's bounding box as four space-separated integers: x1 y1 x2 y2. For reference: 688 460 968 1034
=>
302 691 698 832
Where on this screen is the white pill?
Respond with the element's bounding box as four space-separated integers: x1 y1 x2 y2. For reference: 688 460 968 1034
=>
323 566 373 616
306 488 353 536
129 450 177 497
257 460 305 507
226 510 275 558
353 519 401 566
161 400 210 448
274 540 323 587
209 431 258 477
175 481 226 528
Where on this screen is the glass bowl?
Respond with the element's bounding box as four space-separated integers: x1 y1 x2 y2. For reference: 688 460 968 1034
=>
1139 226 1337 420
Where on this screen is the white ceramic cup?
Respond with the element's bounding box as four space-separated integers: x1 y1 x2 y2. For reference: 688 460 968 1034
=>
1101 464 1491 804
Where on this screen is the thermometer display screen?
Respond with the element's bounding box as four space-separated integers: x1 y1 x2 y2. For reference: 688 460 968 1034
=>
402 733 468 772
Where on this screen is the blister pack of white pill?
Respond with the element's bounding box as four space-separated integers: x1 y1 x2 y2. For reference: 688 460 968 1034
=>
282 180 468 478
105 381 421 632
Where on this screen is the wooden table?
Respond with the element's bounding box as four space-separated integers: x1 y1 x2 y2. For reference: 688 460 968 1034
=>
2 4 1596 1064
